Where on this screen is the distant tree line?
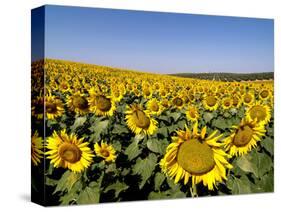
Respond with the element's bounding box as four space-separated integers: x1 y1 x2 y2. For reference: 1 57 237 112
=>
170 72 274 82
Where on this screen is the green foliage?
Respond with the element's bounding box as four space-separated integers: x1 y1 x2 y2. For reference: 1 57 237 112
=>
70 116 87 132
104 181 129 198
76 185 100 204
147 138 169 154
89 118 109 141
53 171 81 194
124 136 142 161
133 153 158 189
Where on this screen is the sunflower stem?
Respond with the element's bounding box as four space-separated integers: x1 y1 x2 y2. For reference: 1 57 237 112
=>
190 184 198 197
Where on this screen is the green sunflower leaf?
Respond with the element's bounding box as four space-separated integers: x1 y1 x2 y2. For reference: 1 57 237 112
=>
203 112 214 123
70 116 87 132
154 172 166 191
133 153 158 189
53 171 81 194
232 175 254 194
112 124 129 134
104 181 129 198
76 183 100 204
147 138 169 154
157 127 169 137
170 112 181 122
89 119 109 141
254 170 274 193
59 181 82 205
261 136 274 155
236 151 272 178
236 154 259 178
124 138 142 161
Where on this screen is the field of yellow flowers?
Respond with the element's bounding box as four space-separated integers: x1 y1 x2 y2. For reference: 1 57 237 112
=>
31 59 274 205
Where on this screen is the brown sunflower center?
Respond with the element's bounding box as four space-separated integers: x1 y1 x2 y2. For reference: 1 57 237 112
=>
160 90 166 96
189 108 197 118
233 97 239 106
61 83 68 90
150 102 159 112
73 96 89 110
155 84 160 89
244 94 252 103
205 96 217 107
132 110 151 129
96 96 112 112
100 149 110 157
144 89 151 96
113 90 120 98
173 97 183 107
177 139 215 175
162 100 169 108
233 125 253 147
46 102 58 113
59 143 82 163
249 105 267 122
224 99 231 107
260 90 269 98
189 94 195 101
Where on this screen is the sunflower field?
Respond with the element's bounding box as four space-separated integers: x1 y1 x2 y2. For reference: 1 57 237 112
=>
31 59 274 206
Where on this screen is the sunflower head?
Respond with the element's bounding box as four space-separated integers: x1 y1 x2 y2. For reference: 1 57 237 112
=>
67 91 89 115
147 98 163 115
32 96 44 119
242 92 255 106
94 141 117 162
125 104 157 135
259 89 271 100
88 94 116 116
221 97 232 110
246 102 271 125
45 95 64 120
203 94 219 111
31 131 43 166
172 96 185 109
160 123 232 190
224 118 266 156
46 130 94 173
186 105 199 122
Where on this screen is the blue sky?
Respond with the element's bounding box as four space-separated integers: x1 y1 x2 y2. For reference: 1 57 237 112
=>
32 5 274 74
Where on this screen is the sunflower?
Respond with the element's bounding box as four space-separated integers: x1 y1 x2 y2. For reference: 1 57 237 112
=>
142 87 153 99
221 97 232 110
125 104 157 135
242 92 255 106
160 123 232 190
186 105 199 122
45 95 64 120
159 88 168 98
245 101 271 125
66 91 89 115
111 87 123 102
223 118 266 156
133 88 141 97
94 141 117 162
46 130 93 173
259 88 271 101
172 96 185 109
88 94 116 116
31 96 44 119
232 94 242 108
31 131 43 166
202 94 219 111
146 98 163 116
58 81 71 93
161 98 170 109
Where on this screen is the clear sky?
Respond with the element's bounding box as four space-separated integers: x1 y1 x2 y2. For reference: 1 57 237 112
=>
32 5 274 74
